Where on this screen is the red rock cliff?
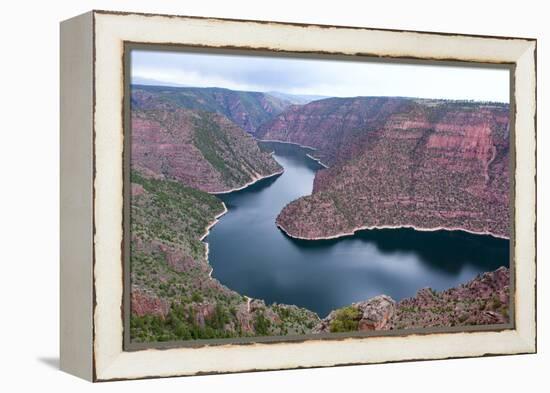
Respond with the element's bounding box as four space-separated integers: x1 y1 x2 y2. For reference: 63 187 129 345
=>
258 97 510 238
132 107 282 193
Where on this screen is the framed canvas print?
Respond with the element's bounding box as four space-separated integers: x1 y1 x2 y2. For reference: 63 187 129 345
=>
60 10 537 381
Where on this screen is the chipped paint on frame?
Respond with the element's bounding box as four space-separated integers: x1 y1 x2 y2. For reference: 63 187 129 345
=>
89 10 536 381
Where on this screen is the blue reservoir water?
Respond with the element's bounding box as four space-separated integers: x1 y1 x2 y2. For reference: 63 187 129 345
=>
207 142 509 317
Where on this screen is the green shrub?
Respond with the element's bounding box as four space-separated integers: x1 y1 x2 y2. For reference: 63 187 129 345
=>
254 312 271 336
329 306 362 333
191 292 203 303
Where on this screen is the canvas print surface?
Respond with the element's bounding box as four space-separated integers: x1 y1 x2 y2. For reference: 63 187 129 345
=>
127 48 511 345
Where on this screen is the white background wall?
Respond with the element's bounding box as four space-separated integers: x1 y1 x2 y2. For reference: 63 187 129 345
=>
0 0 546 391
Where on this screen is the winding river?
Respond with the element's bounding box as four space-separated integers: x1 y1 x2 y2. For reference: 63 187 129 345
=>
207 141 509 318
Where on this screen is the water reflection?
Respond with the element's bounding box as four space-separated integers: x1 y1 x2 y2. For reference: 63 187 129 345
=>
286 228 508 274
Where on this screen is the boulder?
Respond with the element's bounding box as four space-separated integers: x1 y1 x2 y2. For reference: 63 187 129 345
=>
356 295 396 331
313 295 396 333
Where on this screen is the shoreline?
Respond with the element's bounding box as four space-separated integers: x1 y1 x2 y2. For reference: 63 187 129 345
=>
197 167 320 319
257 138 318 151
192 142 507 328
276 221 509 241
262 138 507 240
209 168 284 195
257 138 330 168
199 202 228 273
305 153 329 168
200 166 284 280
199 202 228 242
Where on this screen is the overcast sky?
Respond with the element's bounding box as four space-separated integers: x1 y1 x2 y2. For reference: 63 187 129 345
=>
131 49 509 103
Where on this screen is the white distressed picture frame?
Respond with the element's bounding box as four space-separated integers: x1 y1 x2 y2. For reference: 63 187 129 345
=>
60 10 536 382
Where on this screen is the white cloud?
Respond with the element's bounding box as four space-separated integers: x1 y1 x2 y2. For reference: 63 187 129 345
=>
131 49 510 103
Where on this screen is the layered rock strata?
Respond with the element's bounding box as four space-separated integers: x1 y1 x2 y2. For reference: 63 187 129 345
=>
257 97 510 238
132 108 282 193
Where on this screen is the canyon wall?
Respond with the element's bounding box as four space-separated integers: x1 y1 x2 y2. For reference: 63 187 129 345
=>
258 97 510 238
132 107 282 193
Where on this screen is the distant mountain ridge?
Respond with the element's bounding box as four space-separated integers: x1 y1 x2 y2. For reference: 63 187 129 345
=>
266 91 329 105
132 84 292 134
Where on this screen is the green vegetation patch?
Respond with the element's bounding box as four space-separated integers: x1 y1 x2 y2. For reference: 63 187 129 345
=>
329 306 362 333
191 113 245 186
129 170 319 343
131 303 237 342
131 170 225 261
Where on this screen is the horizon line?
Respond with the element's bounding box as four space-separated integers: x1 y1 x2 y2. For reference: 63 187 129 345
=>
130 82 510 105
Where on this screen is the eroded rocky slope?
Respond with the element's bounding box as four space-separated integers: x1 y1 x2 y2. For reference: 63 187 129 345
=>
257 97 510 238
313 267 510 333
130 172 319 342
132 107 282 193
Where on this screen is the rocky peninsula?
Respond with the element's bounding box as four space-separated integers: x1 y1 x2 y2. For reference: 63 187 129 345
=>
258 97 510 239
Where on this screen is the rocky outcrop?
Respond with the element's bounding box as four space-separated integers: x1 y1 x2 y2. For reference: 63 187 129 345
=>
259 97 510 239
131 289 170 318
313 267 510 333
193 303 216 328
132 85 291 134
313 295 396 333
356 295 396 330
